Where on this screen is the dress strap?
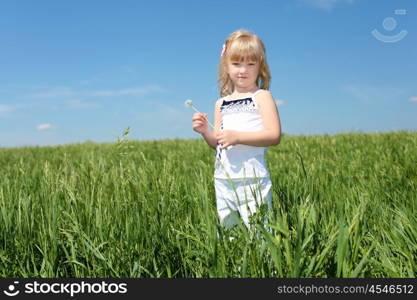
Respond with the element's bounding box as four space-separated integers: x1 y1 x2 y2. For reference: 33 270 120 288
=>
252 89 263 97
251 89 263 109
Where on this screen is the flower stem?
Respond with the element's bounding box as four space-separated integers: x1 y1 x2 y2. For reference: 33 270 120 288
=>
192 105 215 130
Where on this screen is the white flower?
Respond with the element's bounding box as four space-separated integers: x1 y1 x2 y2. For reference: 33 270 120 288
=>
184 99 200 113
184 99 193 107
184 99 214 129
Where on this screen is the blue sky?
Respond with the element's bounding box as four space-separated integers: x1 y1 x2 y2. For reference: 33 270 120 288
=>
1 0 416 147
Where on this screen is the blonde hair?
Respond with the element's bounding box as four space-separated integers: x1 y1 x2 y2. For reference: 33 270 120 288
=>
217 29 271 97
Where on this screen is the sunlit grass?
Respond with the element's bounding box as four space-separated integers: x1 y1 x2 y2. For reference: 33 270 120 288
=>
0 131 416 277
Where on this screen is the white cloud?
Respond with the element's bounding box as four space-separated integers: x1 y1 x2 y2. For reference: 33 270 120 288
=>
91 85 163 97
37 123 52 131
297 0 355 12
80 76 102 85
29 86 75 99
121 66 137 74
276 99 285 107
409 96 417 103
8 84 164 115
343 84 406 102
26 85 164 99
66 99 99 109
0 104 13 115
0 103 36 116
138 103 189 123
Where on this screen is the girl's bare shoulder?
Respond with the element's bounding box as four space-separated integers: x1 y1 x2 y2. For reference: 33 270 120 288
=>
255 89 273 98
215 95 228 108
254 89 275 106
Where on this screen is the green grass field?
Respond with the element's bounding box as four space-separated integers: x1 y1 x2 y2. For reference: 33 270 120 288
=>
0 130 416 277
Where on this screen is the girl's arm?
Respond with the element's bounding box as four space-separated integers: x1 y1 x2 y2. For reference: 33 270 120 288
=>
193 98 222 150
238 90 281 146
216 90 281 149
201 130 217 150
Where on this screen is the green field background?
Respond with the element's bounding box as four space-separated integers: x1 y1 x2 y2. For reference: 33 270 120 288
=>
1 131 416 277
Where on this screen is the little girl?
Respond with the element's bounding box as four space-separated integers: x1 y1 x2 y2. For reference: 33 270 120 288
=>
192 29 281 229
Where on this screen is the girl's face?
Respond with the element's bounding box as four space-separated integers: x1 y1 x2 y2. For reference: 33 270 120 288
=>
226 59 259 91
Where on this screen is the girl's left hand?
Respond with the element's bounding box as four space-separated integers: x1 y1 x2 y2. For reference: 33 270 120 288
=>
216 130 240 149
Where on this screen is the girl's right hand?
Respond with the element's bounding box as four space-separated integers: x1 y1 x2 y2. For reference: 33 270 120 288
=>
192 113 209 134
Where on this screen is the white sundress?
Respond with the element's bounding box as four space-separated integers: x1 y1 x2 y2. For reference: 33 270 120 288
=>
214 89 272 229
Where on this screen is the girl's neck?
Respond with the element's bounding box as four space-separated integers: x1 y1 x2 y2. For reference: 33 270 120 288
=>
231 86 259 98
